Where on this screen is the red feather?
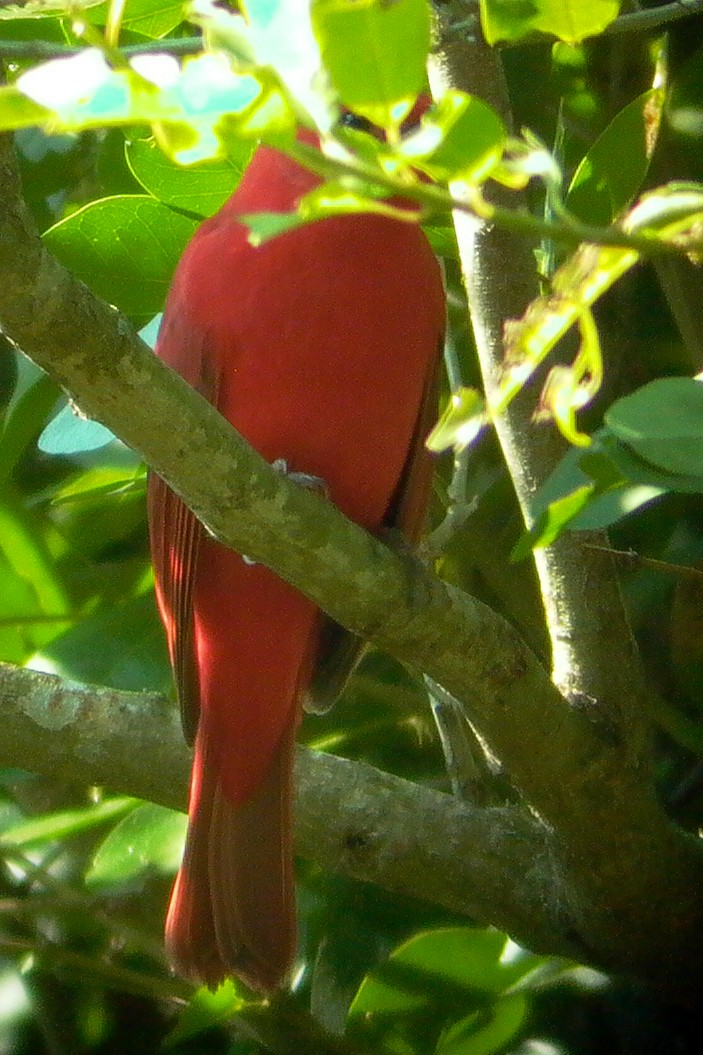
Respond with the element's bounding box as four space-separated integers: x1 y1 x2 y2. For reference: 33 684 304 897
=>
148 140 445 991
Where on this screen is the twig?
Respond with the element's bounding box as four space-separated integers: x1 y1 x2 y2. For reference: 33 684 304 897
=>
0 36 203 60
585 544 703 581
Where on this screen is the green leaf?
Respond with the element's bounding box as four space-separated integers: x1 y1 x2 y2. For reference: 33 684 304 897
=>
512 484 597 559
499 242 639 413
0 797 137 849
163 981 243 1047
241 209 305 245
624 183 703 236
86 802 186 888
567 483 665 531
510 429 689 553
0 0 103 21
49 463 146 506
0 374 58 483
34 593 171 693
605 377 703 476
43 196 198 321
0 501 69 629
350 927 539 1015
220 0 329 126
298 181 418 224
426 388 486 452
0 552 68 665
436 993 527 1055
126 137 251 216
0 86 52 132
348 929 543 1054
90 0 188 39
567 89 664 225
311 0 430 128
400 90 506 184
480 0 621 45
599 430 703 494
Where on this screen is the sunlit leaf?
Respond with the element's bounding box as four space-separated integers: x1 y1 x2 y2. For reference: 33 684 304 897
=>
348 929 545 1054
86 802 186 887
0 85 52 131
163 981 243 1047
311 0 430 128
350 928 540 1015
90 0 188 39
50 464 146 506
0 0 102 21
0 501 69 626
426 388 486 453
126 137 250 216
512 484 597 559
43 196 198 320
623 182 703 238
568 88 664 225
536 304 602 445
436 993 527 1055
299 180 416 222
499 242 638 416
0 551 68 664
0 49 296 159
400 91 505 184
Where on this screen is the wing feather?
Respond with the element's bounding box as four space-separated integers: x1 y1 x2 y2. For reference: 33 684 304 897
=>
304 341 442 714
147 320 220 743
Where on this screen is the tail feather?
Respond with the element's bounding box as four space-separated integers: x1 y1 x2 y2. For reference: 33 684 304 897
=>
166 720 297 993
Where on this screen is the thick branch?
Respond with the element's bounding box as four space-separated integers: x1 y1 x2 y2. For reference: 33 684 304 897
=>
0 662 571 960
428 9 653 781
1 130 702 997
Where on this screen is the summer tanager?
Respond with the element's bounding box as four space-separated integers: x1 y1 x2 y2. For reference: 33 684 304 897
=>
148 127 445 992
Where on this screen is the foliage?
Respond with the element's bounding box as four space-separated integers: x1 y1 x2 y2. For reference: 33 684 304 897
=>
2 0 703 1053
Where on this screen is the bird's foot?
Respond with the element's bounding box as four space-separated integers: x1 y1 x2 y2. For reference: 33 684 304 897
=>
242 459 329 566
271 458 330 498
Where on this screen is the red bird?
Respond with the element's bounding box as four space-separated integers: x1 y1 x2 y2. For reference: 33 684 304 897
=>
148 124 445 992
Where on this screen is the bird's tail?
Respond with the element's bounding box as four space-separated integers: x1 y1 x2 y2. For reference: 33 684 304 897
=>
165 716 297 993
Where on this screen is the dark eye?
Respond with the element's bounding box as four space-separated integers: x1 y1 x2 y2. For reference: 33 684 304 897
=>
339 112 375 133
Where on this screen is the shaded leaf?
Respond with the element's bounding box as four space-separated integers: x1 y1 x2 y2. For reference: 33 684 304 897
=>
481 0 620 45
87 802 186 887
605 377 703 476
34 593 171 693
0 797 137 848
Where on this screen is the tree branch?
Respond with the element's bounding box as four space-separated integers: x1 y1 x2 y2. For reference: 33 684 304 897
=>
428 5 653 746
427 9 703 998
0 661 572 960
